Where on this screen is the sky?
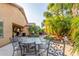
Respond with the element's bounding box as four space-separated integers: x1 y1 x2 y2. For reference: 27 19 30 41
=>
18 3 48 27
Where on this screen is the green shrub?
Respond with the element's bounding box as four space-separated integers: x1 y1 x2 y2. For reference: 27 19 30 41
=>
44 35 53 40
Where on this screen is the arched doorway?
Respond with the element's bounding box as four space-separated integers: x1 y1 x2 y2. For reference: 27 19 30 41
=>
12 23 23 36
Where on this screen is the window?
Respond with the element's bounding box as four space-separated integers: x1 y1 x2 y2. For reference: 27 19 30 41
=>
0 22 3 37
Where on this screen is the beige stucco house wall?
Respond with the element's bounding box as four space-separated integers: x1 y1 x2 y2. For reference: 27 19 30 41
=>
0 3 29 47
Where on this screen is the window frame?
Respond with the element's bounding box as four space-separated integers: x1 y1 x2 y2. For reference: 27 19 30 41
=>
0 21 4 38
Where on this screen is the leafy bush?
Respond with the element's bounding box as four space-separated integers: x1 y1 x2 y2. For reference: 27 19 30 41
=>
43 3 79 54
44 35 54 40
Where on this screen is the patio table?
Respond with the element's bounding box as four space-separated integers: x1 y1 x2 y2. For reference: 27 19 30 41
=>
19 37 43 55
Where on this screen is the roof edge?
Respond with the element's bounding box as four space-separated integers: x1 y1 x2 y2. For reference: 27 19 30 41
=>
8 3 28 24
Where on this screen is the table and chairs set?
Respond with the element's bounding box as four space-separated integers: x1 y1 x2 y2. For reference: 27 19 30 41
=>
10 36 65 56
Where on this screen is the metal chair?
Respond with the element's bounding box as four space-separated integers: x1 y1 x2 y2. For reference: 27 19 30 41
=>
18 42 28 56
12 36 18 42
28 42 36 55
37 39 49 56
47 40 64 56
10 37 21 56
19 42 36 56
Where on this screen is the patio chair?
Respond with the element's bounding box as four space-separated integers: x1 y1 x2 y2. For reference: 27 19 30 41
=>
18 42 28 56
19 42 36 56
12 36 18 42
28 42 37 55
37 39 50 56
47 40 64 56
10 37 21 56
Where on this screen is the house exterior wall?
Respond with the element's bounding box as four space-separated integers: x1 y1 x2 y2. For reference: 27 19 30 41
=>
0 3 28 47
22 26 29 35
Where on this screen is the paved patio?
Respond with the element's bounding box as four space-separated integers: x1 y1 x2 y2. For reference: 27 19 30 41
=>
0 43 47 56
0 42 78 56
0 44 13 56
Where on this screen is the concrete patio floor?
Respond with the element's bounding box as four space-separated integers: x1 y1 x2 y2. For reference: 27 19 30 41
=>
0 43 47 56
0 43 78 56
0 44 13 56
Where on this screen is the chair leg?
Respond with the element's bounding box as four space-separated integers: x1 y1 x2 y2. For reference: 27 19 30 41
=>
47 48 48 56
12 50 15 56
21 46 26 56
20 46 23 56
16 50 19 56
34 45 36 55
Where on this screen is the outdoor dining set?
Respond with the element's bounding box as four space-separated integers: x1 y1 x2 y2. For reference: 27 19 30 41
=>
10 36 65 56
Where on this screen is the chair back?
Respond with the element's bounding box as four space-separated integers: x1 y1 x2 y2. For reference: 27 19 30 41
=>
12 36 18 42
47 40 64 56
19 42 36 56
10 37 19 49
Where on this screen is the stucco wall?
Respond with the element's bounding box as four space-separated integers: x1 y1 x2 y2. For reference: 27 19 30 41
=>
0 3 28 47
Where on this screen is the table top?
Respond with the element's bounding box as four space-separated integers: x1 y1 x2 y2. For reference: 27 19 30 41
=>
20 37 42 45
